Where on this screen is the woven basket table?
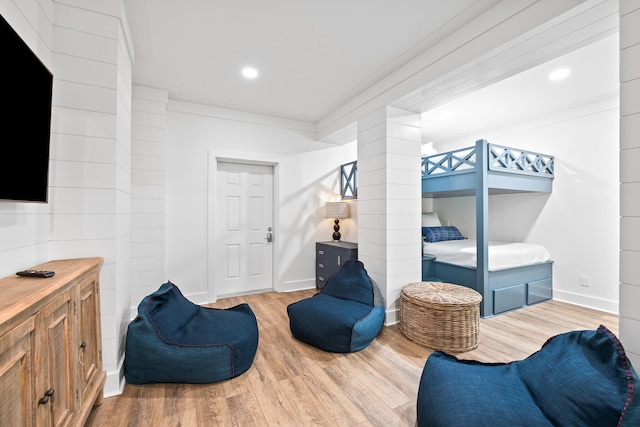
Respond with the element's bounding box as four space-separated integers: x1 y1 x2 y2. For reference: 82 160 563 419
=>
399 282 482 352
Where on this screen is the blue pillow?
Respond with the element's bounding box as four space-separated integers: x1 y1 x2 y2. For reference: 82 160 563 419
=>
422 226 465 243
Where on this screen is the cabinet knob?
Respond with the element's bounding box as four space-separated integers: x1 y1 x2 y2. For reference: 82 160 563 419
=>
318 263 324 268
38 388 55 405
318 250 324 255
319 277 324 282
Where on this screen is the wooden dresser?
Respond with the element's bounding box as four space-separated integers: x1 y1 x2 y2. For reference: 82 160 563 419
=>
0 257 105 427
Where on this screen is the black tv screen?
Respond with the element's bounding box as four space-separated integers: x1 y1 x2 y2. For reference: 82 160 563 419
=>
0 14 53 203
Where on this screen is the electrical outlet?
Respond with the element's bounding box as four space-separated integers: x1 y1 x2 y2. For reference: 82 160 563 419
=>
580 275 590 287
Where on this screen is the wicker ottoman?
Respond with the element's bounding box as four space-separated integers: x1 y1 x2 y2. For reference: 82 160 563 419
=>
399 282 482 352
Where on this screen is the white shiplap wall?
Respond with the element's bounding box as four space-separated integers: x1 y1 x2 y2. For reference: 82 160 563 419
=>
357 107 422 324
619 0 640 369
114 2 133 395
49 0 133 395
130 86 168 316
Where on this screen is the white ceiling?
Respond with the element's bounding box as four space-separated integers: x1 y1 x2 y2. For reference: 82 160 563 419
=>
124 1 618 139
124 0 496 123
421 33 619 143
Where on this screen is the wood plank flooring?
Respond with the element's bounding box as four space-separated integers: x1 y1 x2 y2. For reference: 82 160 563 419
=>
85 290 619 427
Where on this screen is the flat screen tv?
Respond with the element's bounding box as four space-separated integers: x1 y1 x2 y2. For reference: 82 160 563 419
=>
0 14 53 203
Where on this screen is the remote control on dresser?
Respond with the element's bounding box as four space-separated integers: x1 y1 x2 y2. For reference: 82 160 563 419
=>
16 270 55 278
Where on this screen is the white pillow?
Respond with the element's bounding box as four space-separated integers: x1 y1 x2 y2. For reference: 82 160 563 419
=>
422 212 441 227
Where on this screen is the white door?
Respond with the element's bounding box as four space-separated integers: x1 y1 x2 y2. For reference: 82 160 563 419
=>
215 162 273 296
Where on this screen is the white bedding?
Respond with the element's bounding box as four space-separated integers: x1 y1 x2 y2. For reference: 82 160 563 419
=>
423 239 551 271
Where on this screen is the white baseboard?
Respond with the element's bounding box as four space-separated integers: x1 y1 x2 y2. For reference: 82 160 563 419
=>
280 278 316 293
385 308 399 326
552 290 619 314
103 363 125 398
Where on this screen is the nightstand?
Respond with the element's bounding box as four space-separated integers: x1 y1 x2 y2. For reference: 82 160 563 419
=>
316 241 358 289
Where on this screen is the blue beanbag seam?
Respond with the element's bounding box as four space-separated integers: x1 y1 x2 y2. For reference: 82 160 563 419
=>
599 325 636 426
288 260 384 353
350 306 375 351
321 260 376 306
533 324 636 427
321 281 374 303
337 265 379 351
143 294 239 376
322 262 379 307
525 324 636 427
125 282 259 384
144 295 238 351
417 326 638 427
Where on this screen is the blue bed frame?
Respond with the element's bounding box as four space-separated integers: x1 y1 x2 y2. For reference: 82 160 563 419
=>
421 139 554 317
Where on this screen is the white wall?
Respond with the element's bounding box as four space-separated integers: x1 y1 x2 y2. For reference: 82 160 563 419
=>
427 95 620 313
50 0 134 396
164 101 356 302
619 0 640 369
130 86 168 315
357 107 423 324
0 0 134 397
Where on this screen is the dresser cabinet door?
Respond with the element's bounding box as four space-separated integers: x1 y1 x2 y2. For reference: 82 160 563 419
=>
77 272 102 406
0 318 37 427
39 290 75 427
0 258 105 427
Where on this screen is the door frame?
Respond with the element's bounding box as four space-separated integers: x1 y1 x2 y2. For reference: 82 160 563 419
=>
207 152 280 303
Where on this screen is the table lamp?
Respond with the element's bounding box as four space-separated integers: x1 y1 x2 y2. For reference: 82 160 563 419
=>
326 201 349 241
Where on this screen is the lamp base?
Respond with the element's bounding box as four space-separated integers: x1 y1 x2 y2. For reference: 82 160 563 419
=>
332 219 341 241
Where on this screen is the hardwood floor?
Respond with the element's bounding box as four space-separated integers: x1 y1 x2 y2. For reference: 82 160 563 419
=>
85 290 619 427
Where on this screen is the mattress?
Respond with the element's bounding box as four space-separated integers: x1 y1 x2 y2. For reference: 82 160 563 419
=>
423 239 551 271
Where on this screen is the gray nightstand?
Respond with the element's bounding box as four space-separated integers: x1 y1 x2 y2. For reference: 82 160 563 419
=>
316 241 358 289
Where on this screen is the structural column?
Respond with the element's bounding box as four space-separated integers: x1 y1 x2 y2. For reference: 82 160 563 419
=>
620 0 640 368
50 0 134 395
130 86 168 315
357 106 422 324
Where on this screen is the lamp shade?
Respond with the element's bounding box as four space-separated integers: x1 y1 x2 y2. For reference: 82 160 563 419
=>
325 201 349 219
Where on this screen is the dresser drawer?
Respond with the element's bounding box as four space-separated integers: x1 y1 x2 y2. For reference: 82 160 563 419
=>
315 242 358 289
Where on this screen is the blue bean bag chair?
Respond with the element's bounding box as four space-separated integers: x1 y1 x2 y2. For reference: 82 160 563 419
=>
287 260 385 353
124 281 258 384
417 325 640 427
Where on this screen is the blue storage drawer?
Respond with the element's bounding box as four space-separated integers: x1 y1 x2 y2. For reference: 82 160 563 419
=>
422 255 436 281
493 284 526 314
527 278 552 305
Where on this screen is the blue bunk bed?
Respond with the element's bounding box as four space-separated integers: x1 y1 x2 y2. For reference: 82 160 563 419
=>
421 139 554 317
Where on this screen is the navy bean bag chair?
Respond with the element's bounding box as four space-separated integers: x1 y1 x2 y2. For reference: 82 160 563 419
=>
417 325 640 427
287 260 385 353
124 281 258 384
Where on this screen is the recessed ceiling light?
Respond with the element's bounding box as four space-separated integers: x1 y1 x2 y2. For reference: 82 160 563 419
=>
549 68 570 81
242 67 258 79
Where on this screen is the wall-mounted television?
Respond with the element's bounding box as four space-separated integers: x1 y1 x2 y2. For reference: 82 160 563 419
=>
0 14 53 203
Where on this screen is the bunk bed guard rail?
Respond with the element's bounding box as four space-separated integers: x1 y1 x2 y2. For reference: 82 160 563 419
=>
421 141 554 179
